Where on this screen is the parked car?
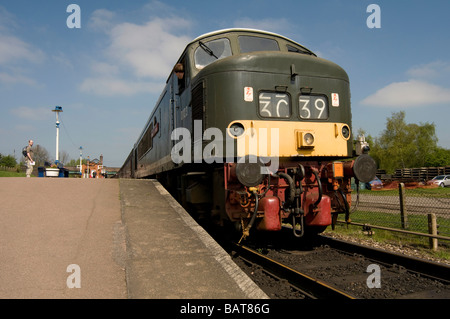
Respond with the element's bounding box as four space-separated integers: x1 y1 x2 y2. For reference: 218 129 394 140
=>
365 176 383 190
428 175 450 188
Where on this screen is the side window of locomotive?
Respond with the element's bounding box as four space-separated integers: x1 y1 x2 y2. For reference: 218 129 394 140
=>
238 36 279 53
299 95 329 120
194 38 232 69
258 92 291 118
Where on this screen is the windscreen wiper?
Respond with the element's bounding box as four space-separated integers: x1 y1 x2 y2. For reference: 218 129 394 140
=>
199 41 218 59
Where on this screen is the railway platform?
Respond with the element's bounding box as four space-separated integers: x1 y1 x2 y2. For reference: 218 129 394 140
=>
0 177 267 299
120 178 267 299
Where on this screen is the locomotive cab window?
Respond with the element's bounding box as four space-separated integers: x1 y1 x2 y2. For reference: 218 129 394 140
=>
194 38 232 69
287 44 313 55
239 36 279 53
258 92 291 118
173 62 186 93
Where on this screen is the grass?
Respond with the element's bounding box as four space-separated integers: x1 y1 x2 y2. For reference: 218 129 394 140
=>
359 186 450 198
344 210 450 237
330 222 450 261
331 211 450 262
0 171 26 177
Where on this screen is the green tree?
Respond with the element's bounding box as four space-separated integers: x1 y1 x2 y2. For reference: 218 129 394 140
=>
32 144 50 167
65 158 87 167
0 154 17 167
424 147 450 167
370 111 444 173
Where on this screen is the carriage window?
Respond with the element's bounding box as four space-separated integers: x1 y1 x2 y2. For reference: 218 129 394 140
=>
238 36 279 53
194 38 232 69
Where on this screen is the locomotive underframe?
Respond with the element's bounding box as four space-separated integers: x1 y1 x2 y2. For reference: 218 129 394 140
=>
158 156 358 239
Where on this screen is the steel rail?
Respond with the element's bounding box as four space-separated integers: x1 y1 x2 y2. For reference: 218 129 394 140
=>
232 243 356 299
319 235 450 283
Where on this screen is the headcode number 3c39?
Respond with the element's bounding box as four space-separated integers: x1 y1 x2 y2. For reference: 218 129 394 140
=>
299 95 329 120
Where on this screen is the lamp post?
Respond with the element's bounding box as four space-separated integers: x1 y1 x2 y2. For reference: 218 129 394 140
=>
52 106 63 164
79 146 83 176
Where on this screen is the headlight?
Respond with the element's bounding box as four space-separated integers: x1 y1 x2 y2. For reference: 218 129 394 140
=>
228 122 245 138
304 133 315 146
236 156 264 187
297 131 315 149
341 125 350 140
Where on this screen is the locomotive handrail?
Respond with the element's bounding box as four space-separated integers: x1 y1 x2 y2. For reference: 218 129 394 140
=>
311 170 323 208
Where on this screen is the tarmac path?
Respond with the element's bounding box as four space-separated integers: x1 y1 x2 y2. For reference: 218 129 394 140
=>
0 177 266 300
0 178 127 298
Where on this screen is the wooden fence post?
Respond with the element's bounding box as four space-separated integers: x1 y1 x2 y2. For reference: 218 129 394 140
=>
399 182 408 229
428 213 438 251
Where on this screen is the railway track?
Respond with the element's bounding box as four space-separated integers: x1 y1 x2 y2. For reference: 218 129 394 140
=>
225 233 450 299
230 242 356 299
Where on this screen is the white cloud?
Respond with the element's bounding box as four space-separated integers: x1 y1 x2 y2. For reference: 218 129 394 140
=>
82 6 193 96
0 8 45 87
14 124 35 132
88 9 116 32
0 71 37 85
10 106 53 121
90 62 119 76
361 79 450 107
0 34 44 65
406 61 450 80
232 17 291 35
108 18 192 78
362 60 450 108
79 77 161 96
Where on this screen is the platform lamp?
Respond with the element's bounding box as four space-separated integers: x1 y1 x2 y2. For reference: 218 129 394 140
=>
52 106 63 165
79 146 83 176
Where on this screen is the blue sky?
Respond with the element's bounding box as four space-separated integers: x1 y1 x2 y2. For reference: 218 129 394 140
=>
1 0 449 167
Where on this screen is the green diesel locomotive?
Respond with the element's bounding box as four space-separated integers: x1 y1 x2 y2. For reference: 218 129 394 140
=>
119 28 377 238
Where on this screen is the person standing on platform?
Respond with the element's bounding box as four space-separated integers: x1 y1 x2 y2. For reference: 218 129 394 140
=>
25 140 34 178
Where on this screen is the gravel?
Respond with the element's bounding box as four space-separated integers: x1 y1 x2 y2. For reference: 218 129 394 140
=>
322 231 450 266
232 231 450 299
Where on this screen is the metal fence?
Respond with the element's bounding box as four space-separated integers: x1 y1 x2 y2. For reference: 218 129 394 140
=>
341 183 450 247
0 166 18 172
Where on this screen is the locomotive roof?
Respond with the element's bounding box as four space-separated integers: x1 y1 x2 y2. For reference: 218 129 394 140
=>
191 28 312 53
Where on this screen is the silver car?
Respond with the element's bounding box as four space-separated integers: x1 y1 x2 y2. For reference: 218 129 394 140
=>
429 175 450 187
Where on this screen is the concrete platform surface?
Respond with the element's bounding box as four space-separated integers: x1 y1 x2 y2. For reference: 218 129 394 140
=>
0 177 267 299
0 177 126 298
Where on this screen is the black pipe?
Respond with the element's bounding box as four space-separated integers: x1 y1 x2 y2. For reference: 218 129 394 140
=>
274 172 295 203
238 190 259 243
260 173 271 197
247 191 259 230
337 188 350 222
